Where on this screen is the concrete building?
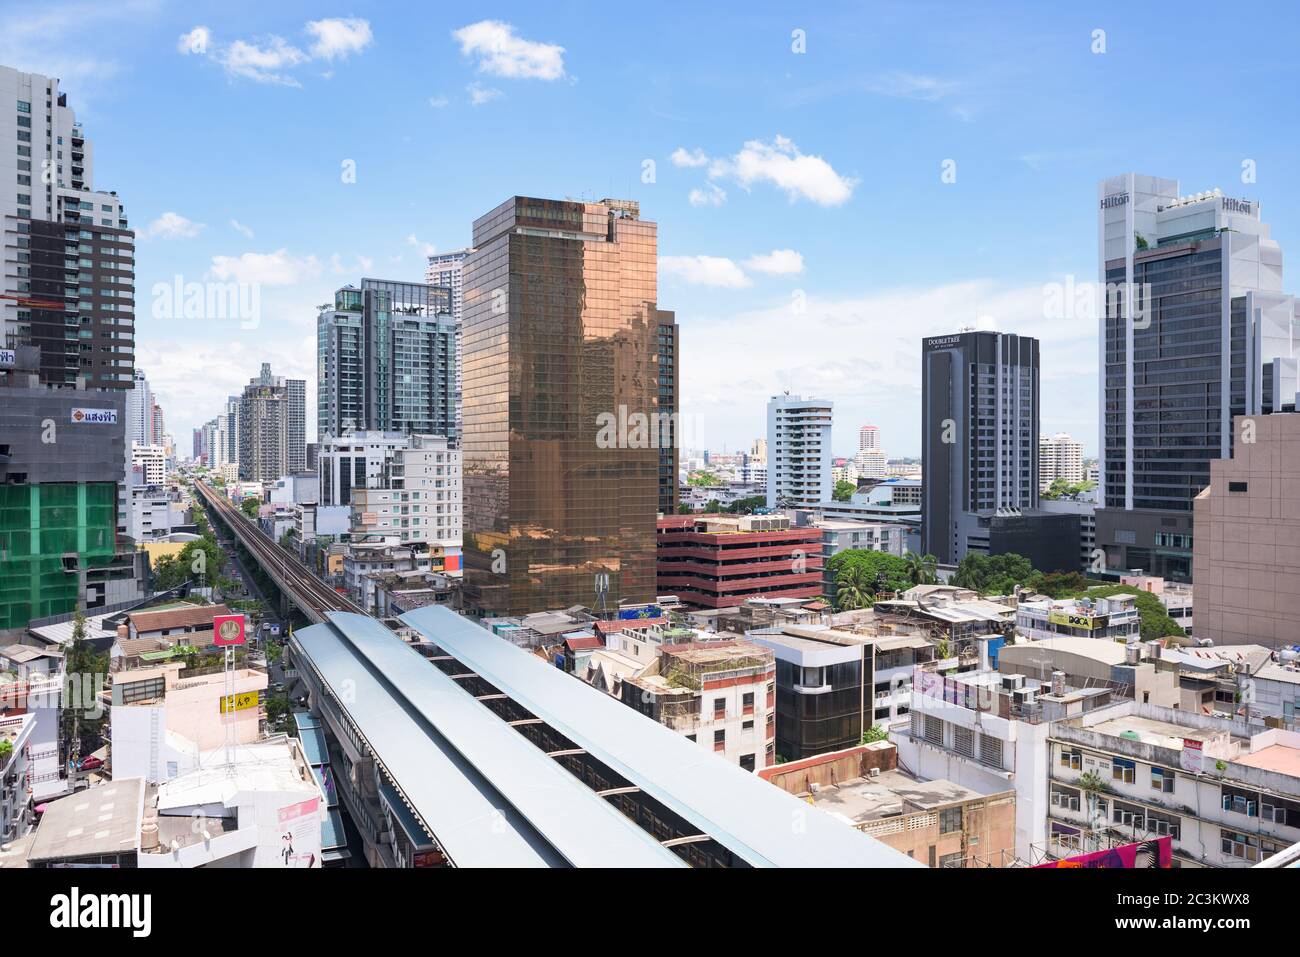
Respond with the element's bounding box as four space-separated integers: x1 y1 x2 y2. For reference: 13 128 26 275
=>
1015 594 1141 643
922 330 1039 566
1046 702 1300 866
1 67 134 393
238 363 306 482
1039 497 1097 573
1040 432 1084 489
621 639 776 771
1192 412 1300 650
761 742 1018 867
131 442 166 486
348 435 461 552
1095 174 1300 583
656 310 680 514
462 197 666 617
766 394 833 509
317 278 457 443
0 643 63 803
655 514 823 608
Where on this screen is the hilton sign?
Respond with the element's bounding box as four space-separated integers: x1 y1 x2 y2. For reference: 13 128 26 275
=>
1099 192 1130 210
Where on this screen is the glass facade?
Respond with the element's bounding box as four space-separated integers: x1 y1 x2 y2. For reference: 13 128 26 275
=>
462 197 663 616
772 658 864 761
0 482 116 630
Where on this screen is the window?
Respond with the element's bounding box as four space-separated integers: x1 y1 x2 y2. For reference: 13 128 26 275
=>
1112 757 1136 784
1221 830 1259 862
924 714 943 745
1228 481 1248 493
953 725 974 758
1060 748 1082 770
978 733 1003 769
938 852 964 869
1151 766 1175 793
939 807 963 834
713 696 725 717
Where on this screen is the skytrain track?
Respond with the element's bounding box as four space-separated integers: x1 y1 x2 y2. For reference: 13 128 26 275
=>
194 480 366 623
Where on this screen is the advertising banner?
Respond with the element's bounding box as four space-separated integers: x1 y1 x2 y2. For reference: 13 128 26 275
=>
1035 836 1172 868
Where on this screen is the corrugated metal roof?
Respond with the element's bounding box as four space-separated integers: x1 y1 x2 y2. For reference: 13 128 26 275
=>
400 606 920 868
296 614 684 868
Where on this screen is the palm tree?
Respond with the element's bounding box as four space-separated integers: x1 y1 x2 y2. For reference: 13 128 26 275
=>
903 551 939 586
834 565 875 611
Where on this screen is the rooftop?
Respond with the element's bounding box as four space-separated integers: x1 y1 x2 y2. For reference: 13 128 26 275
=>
812 769 986 825
27 778 145 864
1233 744 1300 778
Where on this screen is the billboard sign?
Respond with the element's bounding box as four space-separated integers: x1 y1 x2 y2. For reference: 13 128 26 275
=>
70 407 118 425
219 691 259 714
1035 836 1172 869
213 613 246 647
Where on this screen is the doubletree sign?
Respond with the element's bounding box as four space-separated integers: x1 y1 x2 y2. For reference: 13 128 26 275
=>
213 614 246 647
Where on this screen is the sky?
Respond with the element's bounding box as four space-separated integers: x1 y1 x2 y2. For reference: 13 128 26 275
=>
5 0 1300 458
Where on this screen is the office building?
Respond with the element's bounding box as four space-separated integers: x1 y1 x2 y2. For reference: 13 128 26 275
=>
921 330 1041 565
1193 412 1300 650
858 424 880 451
238 362 305 482
656 310 679 513
1096 174 1299 582
1 67 134 391
1039 432 1084 489
348 434 462 551
317 278 456 442
766 394 833 509
427 248 473 434
317 430 410 507
461 197 665 617
655 513 823 608
130 443 165 486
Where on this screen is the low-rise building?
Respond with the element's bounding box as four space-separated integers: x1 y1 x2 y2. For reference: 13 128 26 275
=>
761 742 1017 867
1015 594 1141 643
656 514 824 608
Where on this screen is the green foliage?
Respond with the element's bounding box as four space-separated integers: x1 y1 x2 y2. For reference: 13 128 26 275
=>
676 503 694 514
832 479 857 502
1032 570 1089 598
952 552 1037 595
725 495 766 514
0 739 13 763
827 550 913 610
1078 770 1111 794
151 537 223 590
1042 478 1097 500
60 612 107 765
903 551 939 586
239 497 260 519
861 724 888 744
686 471 722 487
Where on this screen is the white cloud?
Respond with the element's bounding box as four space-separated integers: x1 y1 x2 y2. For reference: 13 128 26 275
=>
452 20 565 80
688 183 726 207
466 82 502 106
143 212 205 240
407 234 437 257
208 249 322 286
306 18 373 60
357 255 374 272
714 135 856 206
864 71 961 102
180 19 372 86
229 219 254 239
671 147 709 168
744 249 804 275
428 95 450 108
177 26 210 55
660 255 751 289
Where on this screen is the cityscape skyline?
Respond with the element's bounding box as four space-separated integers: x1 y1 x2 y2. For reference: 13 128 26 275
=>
8 2 1300 456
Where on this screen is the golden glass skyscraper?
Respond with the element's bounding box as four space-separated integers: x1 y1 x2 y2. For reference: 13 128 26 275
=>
462 197 668 617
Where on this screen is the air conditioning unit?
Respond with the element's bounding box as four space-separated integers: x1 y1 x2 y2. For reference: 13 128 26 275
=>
1001 674 1026 691
868 767 881 779
1012 687 1035 706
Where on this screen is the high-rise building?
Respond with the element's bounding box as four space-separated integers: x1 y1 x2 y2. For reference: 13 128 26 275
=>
317 278 456 443
1039 432 1085 489
921 331 1041 565
1 67 134 391
238 363 305 482
858 424 880 451
1095 174 1299 581
461 196 664 617
426 248 474 441
125 369 153 448
766 394 832 509
656 310 679 514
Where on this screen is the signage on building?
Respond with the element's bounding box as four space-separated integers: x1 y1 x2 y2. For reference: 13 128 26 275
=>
70 407 118 425
1034 836 1172 868
219 690 259 714
213 613 246 646
1222 197 1253 215
1099 192 1130 210
0 348 14 367
1179 738 1204 773
923 335 963 351
1048 611 1109 630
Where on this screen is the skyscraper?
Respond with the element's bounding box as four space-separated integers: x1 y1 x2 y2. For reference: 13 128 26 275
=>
766 395 833 509
656 309 679 514
317 278 456 443
461 197 665 617
1095 174 1299 581
1039 432 1084 489
921 331 1043 565
858 424 880 451
0 67 134 391
238 363 305 482
427 248 475 442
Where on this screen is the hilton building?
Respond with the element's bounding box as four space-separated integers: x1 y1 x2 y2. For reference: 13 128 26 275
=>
1095 174 1299 582
461 197 669 617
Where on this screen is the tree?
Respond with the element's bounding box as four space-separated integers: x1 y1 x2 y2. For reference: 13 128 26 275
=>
725 495 766 514
239 497 260 520
676 503 694 514
861 724 888 744
903 551 939 586
1042 477 1097 501
686 471 722 487
826 549 913 599
832 479 857 502
60 612 107 770
833 564 874 611
952 552 1037 595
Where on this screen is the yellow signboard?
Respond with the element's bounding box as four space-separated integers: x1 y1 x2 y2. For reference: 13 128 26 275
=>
1048 611 1108 630
219 691 259 714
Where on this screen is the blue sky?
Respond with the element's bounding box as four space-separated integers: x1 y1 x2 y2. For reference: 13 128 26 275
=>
5 0 1300 457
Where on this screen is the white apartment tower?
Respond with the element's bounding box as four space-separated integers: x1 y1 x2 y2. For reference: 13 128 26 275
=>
426 248 474 436
1039 432 1084 489
766 394 833 509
